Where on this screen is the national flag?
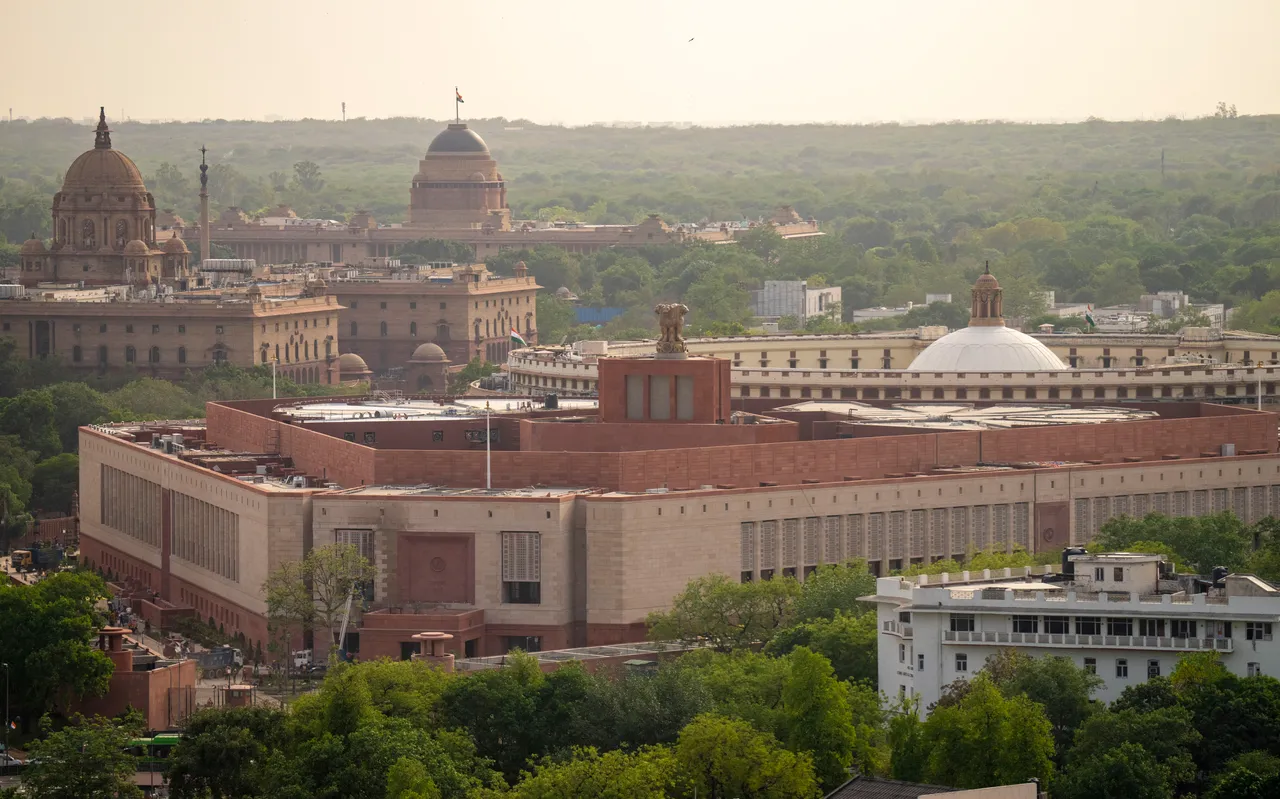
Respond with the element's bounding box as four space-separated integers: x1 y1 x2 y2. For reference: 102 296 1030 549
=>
1084 305 1097 328
7 721 14 730
455 89 464 104
510 328 527 347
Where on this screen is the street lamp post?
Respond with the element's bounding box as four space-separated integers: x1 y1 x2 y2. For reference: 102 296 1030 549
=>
2 662 10 755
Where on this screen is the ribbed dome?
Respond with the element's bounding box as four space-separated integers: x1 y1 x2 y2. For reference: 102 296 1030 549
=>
63 148 147 192
426 123 489 154
123 239 151 256
907 325 1065 372
61 108 148 193
163 236 189 254
411 342 448 361
20 236 46 254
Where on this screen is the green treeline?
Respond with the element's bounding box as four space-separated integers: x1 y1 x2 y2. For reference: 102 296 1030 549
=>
0 342 350 540
6 115 1280 337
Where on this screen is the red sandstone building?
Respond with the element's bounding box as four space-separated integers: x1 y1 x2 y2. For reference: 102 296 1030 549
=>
77 336 1280 663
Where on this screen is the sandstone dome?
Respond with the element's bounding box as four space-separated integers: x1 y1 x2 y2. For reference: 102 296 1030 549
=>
410 342 448 362
337 353 370 373
163 236 189 254
62 109 146 192
426 123 489 154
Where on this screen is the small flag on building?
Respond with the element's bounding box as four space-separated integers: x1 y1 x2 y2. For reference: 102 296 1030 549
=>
7 721 15 730
456 89 464 104
510 328 527 347
1085 305 1097 328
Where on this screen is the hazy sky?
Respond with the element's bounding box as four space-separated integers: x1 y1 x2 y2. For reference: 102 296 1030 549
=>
5 0 1279 125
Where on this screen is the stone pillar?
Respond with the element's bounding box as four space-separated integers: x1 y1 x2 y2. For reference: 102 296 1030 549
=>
410 632 455 672
199 146 210 267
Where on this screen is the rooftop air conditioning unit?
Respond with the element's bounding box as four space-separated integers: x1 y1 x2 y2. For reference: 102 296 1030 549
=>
645 487 669 494
256 465 268 475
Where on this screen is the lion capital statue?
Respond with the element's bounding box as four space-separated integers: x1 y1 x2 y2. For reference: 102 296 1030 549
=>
654 303 689 354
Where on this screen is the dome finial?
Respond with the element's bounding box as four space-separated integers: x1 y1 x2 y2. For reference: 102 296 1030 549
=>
94 106 112 150
983 259 990 275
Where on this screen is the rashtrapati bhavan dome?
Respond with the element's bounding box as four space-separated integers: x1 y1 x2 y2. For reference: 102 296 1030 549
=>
193 121 822 263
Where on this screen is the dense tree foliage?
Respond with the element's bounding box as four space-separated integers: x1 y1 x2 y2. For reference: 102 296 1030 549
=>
0 572 114 729
21 714 143 799
0 342 357 546
1094 511 1280 580
9 115 1280 339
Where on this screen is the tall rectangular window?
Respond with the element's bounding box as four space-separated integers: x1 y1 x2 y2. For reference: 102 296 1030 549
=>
625 374 645 420
675 375 694 420
501 531 541 604
649 375 671 420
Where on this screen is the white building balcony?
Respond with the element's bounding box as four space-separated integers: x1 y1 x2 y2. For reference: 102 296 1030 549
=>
882 621 913 638
942 629 1233 652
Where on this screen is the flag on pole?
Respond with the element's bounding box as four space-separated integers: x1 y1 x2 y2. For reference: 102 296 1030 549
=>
455 89 464 104
7 721 15 730
1084 305 1096 328
510 328 527 347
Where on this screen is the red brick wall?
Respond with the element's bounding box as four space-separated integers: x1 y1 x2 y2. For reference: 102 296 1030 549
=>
612 432 969 492
373 448 622 488
980 414 1275 463
598 357 730 424
519 418 797 452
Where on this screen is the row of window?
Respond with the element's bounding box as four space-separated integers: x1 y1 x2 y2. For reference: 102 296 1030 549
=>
262 340 330 364
65 323 218 335
344 296 530 312
990 614 1272 640
73 345 225 365
740 507 1032 578
1075 486 1280 539
739 382 1275 401
948 653 1265 679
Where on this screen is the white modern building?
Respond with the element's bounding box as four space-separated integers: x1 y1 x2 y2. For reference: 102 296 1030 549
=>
868 552 1280 710
751 280 840 323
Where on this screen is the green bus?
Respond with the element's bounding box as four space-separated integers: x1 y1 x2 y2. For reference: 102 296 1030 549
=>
126 733 181 772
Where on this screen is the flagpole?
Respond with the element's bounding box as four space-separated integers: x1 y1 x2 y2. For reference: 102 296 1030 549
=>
485 407 491 489
455 87 459 124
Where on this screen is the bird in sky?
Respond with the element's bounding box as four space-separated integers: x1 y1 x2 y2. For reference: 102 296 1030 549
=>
688 37 695 42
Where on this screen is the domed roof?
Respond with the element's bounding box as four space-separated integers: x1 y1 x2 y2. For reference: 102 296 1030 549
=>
62 108 147 192
337 352 370 372
907 325 1064 372
20 236 46 255
123 239 151 256
426 123 490 154
410 342 448 362
163 236 189 254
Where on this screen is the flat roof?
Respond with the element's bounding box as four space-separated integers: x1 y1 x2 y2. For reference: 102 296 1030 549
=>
773 402 1158 429
328 484 593 498
275 397 598 422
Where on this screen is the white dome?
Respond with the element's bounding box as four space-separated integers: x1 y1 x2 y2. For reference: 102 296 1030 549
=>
908 325 1064 372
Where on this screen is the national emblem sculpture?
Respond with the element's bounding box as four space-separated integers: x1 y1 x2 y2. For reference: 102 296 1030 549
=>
654 302 689 354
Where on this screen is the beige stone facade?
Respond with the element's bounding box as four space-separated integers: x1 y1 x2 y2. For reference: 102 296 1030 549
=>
332 265 538 370
78 426 317 650
0 290 343 383
508 327 1280 401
